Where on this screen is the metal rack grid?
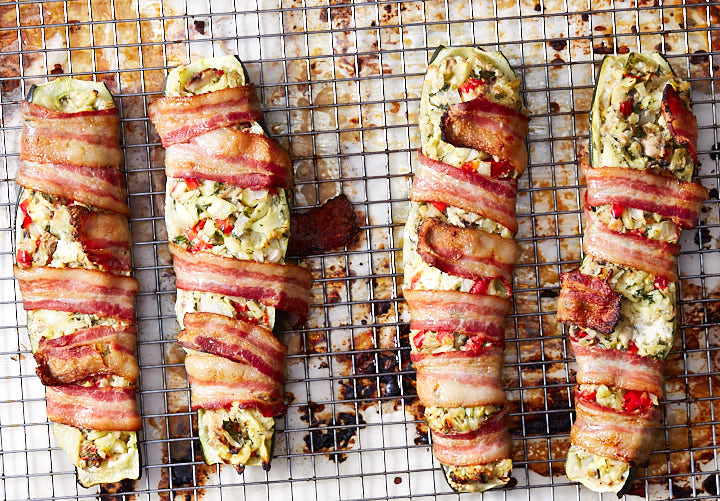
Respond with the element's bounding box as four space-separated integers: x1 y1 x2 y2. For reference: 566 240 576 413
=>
0 1 719 500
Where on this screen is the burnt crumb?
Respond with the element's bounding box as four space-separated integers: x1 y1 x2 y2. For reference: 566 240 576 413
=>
98 478 136 501
694 227 711 249
593 42 615 55
551 56 565 66
631 25 637 34
671 485 694 498
302 411 366 463
50 63 64 75
540 288 559 298
617 45 630 55
691 50 709 66
340 351 406 402
549 39 567 51
703 474 719 495
414 430 430 446
705 307 720 325
384 4 392 12
534 2 541 12
394 476 402 484
68 20 81 33
708 188 718 200
193 20 205 34
373 300 391 316
549 102 560 114
594 25 607 32
505 477 518 489
581 13 589 21
710 143 720 161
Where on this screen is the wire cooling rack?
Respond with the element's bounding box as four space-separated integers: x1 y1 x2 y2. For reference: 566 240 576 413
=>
1 1 719 500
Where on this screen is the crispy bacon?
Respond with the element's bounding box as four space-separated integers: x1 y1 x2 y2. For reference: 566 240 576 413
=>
411 348 506 408
439 96 530 176
416 217 517 283
557 269 621 334
78 210 133 273
411 153 518 233
185 351 286 417
148 86 263 146
16 160 130 216
571 340 665 396
165 128 293 189
46 385 142 431
178 312 286 383
288 194 361 257
21 101 123 168
34 325 138 386
404 289 510 347
14 266 138 322
585 166 707 229
583 208 679 282
571 394 661 466
169 243 312 319
431 408 511 466
661 84 698 161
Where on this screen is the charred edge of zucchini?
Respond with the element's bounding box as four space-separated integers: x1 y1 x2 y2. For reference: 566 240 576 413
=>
616 465 639 498
589 53 675 168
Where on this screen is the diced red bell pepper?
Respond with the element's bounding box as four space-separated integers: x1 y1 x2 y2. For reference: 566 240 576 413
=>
611 204 625 219
409 274 420 290
577 388 597 401
413 331 425 349
436 330 453 345
623 390 653 412
470 277 491 295
217 218 233 235
653 276 669 290
16 250 32 268
19 199 32 229
461 161 477 173
458 78 483 95
490 160 513 178
627 342 639 355
232 301 248 313
184 219 206 241
193 240 213 252
430 201 447 213
619 100 633 116
217 69 224 77
184 178 200 191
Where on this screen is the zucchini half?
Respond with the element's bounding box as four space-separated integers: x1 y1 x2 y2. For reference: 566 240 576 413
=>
568 52 689 495
409 47 522 493
164 55 285 472
18 77 140 488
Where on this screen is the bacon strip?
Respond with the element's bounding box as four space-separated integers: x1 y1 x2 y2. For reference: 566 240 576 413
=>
14 266 138 322
21 101 123 168
46 385 141 431
571 340 665 396
416 217 517 283
17 160 130 216
34 325 138 386
583 208 679 282
165 128 293 189
585 166 707 229
78 210 133 273
411 348 506 408
148 86 263 146
411 153 518 233
440 96 530 175
185 351 286 417
661 84 698 161
178 312 286 383
557 269 621 334
431 409 511 467
169 243 312 319
404 289 510 347
571 394 661 466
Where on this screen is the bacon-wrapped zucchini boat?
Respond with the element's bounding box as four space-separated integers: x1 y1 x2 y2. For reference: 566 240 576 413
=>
403 46 529 492
559 53 708 494
14 77 141 487
149 56 311 472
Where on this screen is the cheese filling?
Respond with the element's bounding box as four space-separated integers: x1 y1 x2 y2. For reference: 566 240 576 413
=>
566 445 630 493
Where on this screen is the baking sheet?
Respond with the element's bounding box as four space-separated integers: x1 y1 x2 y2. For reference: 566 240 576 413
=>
0 1 719 500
